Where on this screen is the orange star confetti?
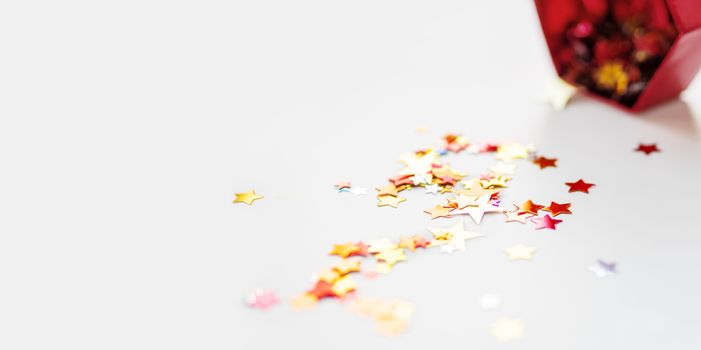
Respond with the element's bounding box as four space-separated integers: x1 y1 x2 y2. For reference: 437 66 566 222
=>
329 242 361 258
308 281 337 300
533 156 557 169
424 205 454 219
543 201 572 216
398 235 431 251
565 179 595 193
635 143 660 155
517 200 544 215
376 184 399 197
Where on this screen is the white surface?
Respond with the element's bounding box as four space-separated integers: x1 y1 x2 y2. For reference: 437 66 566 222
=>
1 1 701 349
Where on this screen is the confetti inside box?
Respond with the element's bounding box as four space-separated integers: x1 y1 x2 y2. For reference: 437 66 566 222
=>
535 0 701 111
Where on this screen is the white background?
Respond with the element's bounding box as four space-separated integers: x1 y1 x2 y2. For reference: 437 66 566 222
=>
1 1 701 349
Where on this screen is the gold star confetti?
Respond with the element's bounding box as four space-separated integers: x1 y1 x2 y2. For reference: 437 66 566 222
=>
490 318 524 342
329 242 361 258
367 239 398 254
375 248 406 266
424 205 454 219
504 244 536 261
377 195 406 208
332 259 362 275
331 275 357 297
233 190 263 205
376 184 399 197
504 207 534 224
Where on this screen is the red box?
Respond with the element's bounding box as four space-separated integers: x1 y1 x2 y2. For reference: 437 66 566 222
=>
534 0 701 111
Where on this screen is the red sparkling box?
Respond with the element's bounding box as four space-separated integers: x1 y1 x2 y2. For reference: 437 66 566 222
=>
534 0 701 111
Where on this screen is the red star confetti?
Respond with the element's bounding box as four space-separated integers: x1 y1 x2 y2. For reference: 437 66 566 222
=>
565 179 595 193
635 143 660 155
532 156 557 169
543 201 572 216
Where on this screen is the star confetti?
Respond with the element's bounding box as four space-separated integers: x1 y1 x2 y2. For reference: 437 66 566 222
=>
504 207 534 224
517 200 544 215
531 214 563 230
589 259 617 278
533 156 558 169
245 289 279 310
635 143 660 155
543 201 572 216
329 242 361 259
565 179 595 193
350 187 367 195
335 181 351 192
504 244 536 261
233 190 263 205
490 318 525 342
450 195 504 224
424 183 441 194
279 133 595 336
427 221 484 252
424 205 454 219
377 195 406 208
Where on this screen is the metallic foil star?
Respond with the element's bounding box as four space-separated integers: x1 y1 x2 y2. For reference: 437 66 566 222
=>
332 259 362 275
246 289 279 310
410 173 432 185
565 179 595 193
424 205 454 219
376 184 399 197
398 235 430 252
335 181 351 190
329 242 361 258
531 214 563 230
350 187 367 195
635 143 660 155
398 151 437 176
424 183 441 194
367 239 398 254
377 195 406 208
426 221 484 252
504 244 536 261
450 194 479 209
543 201 572 216
517 200 544 215
450 195 504 224
532 156 557 169
233 190 263 205
504 207 534 224
490 318 525 342
375 248 406 266
589 259 617 278
331 275 356 297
